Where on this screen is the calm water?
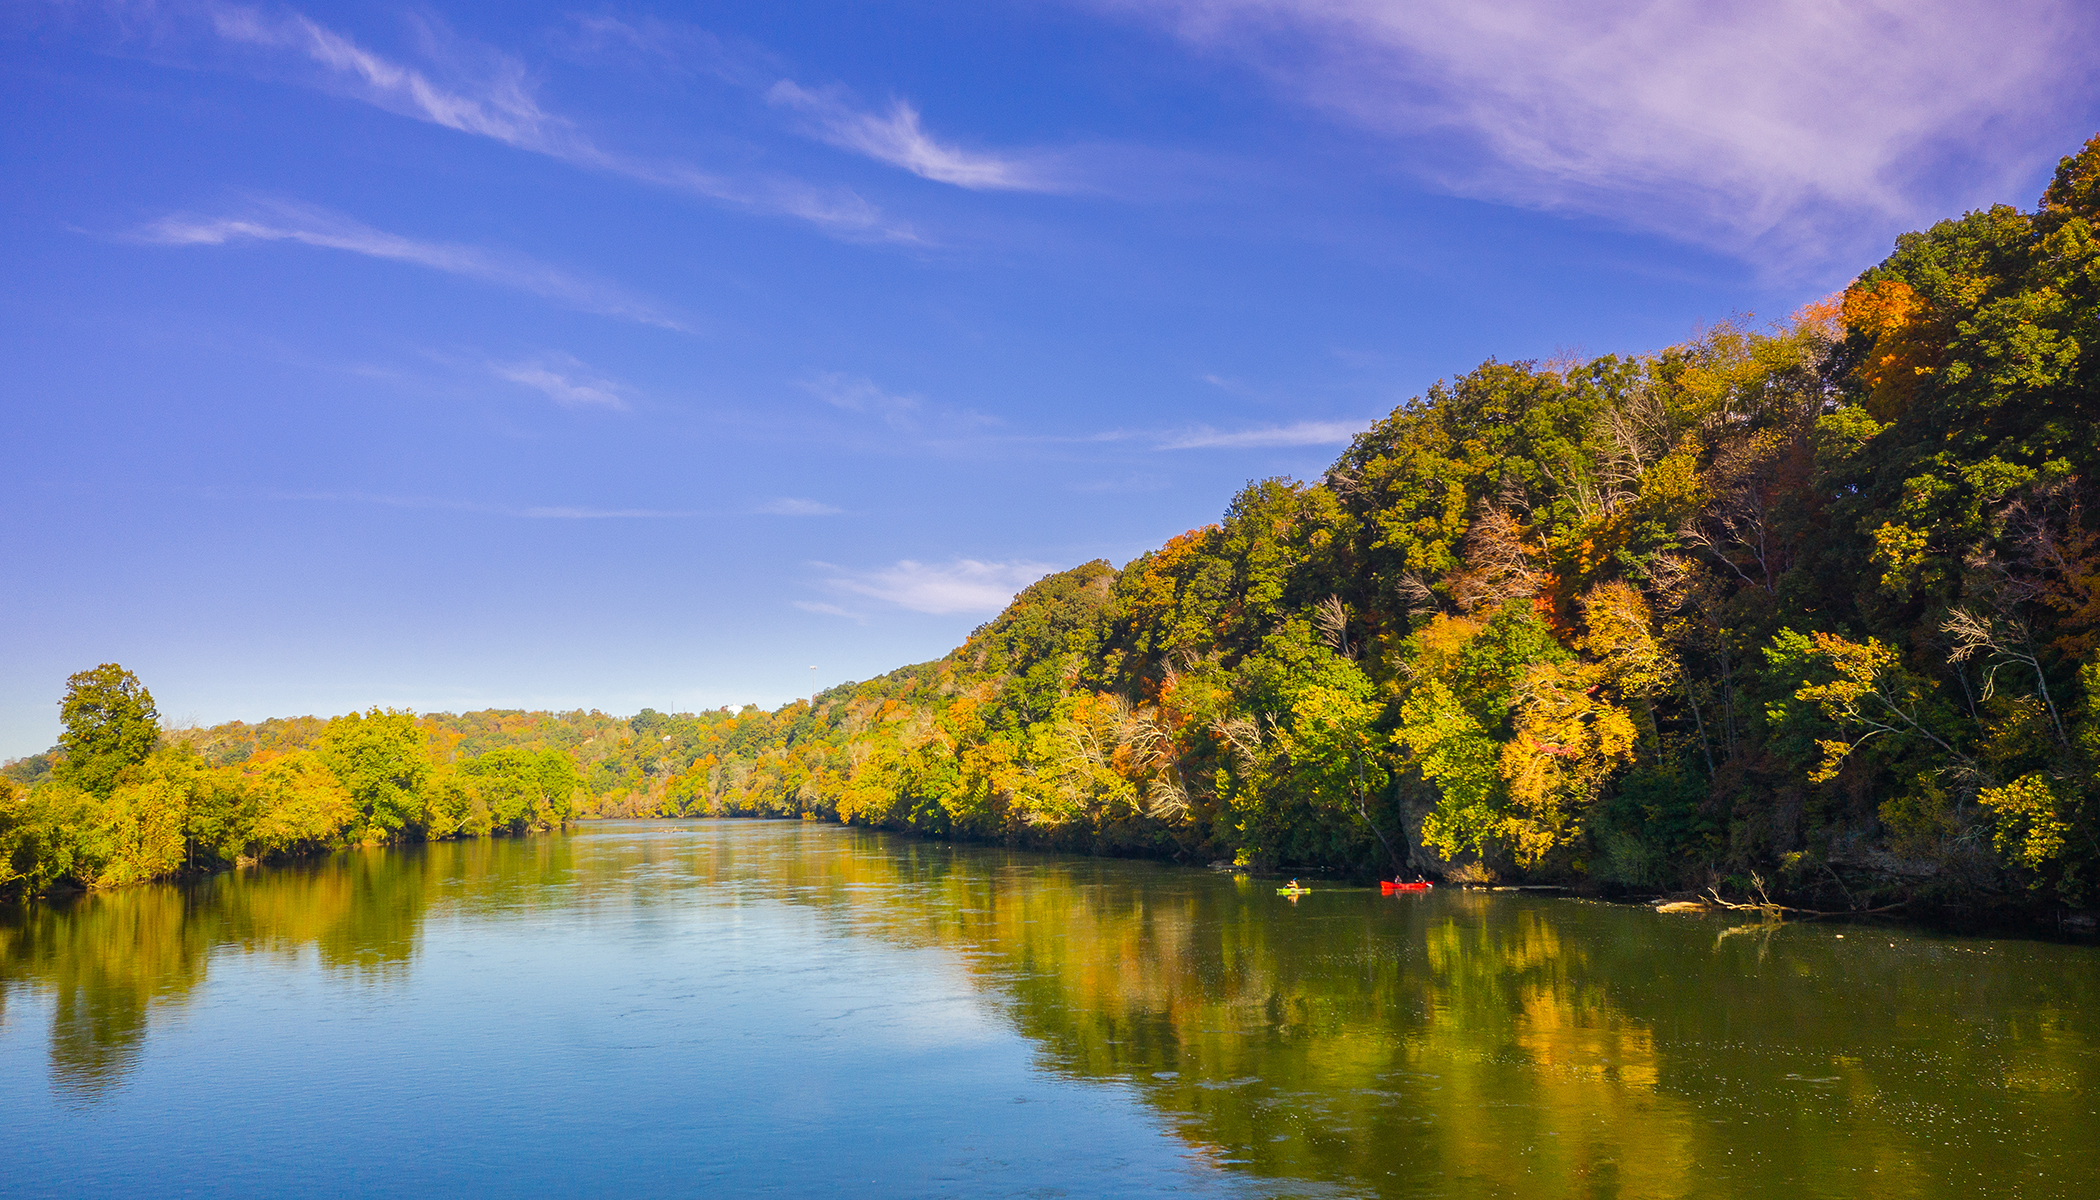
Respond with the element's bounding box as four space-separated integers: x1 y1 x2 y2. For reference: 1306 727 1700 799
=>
2 821 2095 1198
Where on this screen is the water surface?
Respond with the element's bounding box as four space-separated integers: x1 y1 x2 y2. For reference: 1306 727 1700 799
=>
2 820 2094 1197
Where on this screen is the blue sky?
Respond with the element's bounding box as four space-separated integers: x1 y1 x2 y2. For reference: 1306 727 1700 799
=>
4 0 2097 756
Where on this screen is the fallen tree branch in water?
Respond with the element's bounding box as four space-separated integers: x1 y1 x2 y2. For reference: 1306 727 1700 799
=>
1693 872 1908 919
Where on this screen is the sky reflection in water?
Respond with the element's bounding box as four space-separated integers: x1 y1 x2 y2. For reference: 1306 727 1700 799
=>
1 820 2094 1198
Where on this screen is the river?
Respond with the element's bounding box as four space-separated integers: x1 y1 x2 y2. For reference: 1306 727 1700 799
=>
2 819 2094 1197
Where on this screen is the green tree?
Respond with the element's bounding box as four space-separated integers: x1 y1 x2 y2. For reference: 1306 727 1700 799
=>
1398 679 1506 861
320 709 431 842
453 746 580 833
54 664 160 798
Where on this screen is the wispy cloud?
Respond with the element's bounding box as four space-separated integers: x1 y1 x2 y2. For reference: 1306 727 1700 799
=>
553 13 778 87
1108 0 2100 264
820 558 1059 615
757 498 843 516
489 354 629 410
1158 420 1364 450
132 200 685 329
193 4 914 240
799 371 923 427
793 600 864 620
210 4 565 149
768 81 1059 191
791 372 1009 451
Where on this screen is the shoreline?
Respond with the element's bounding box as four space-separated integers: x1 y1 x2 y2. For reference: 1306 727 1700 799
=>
576 812 2100 943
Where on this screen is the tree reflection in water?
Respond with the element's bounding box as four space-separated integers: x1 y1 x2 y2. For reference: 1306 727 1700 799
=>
1 821 2093 1196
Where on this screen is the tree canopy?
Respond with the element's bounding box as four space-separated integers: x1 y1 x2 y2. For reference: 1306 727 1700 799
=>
54 664 159 798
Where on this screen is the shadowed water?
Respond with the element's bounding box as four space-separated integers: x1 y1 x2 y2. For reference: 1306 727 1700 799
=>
1 820 2094 1197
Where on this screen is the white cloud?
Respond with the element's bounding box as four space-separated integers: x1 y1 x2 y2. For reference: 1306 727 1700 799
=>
491 355 628 409
210 4 565 149
133 201 685 329
793 600 864 620
822 558 1060 615
798 371 923 427
1104 0 2100 264
1160 420 1363 449
553 13 776 87
768 81 1058 191
757 498 844 516
194 4 913 240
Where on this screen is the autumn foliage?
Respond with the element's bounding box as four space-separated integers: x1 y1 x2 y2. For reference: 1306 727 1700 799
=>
11 134 2100 915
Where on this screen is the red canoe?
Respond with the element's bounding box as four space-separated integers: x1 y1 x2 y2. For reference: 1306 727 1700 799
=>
1382 880 1433 893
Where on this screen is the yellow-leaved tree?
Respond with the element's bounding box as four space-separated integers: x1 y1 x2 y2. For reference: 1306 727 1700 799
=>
1500 661 1637 867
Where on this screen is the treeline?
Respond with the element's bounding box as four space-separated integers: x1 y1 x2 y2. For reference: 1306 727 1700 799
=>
669 136 2100 913
0 663 823 894
0 666 582 894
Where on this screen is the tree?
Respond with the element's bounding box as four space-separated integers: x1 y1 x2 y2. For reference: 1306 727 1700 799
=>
1499 660 1636 866
94 752 199 886
54 664 160 798
1398 679 1506 861
319 709 430 842
242 752 356 856
452 746 581 833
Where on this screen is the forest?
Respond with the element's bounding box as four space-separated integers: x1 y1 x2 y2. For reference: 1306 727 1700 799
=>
7 134 2100 915
0 665 584 893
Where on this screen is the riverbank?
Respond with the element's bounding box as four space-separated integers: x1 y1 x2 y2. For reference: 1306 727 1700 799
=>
578 810 2100 942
